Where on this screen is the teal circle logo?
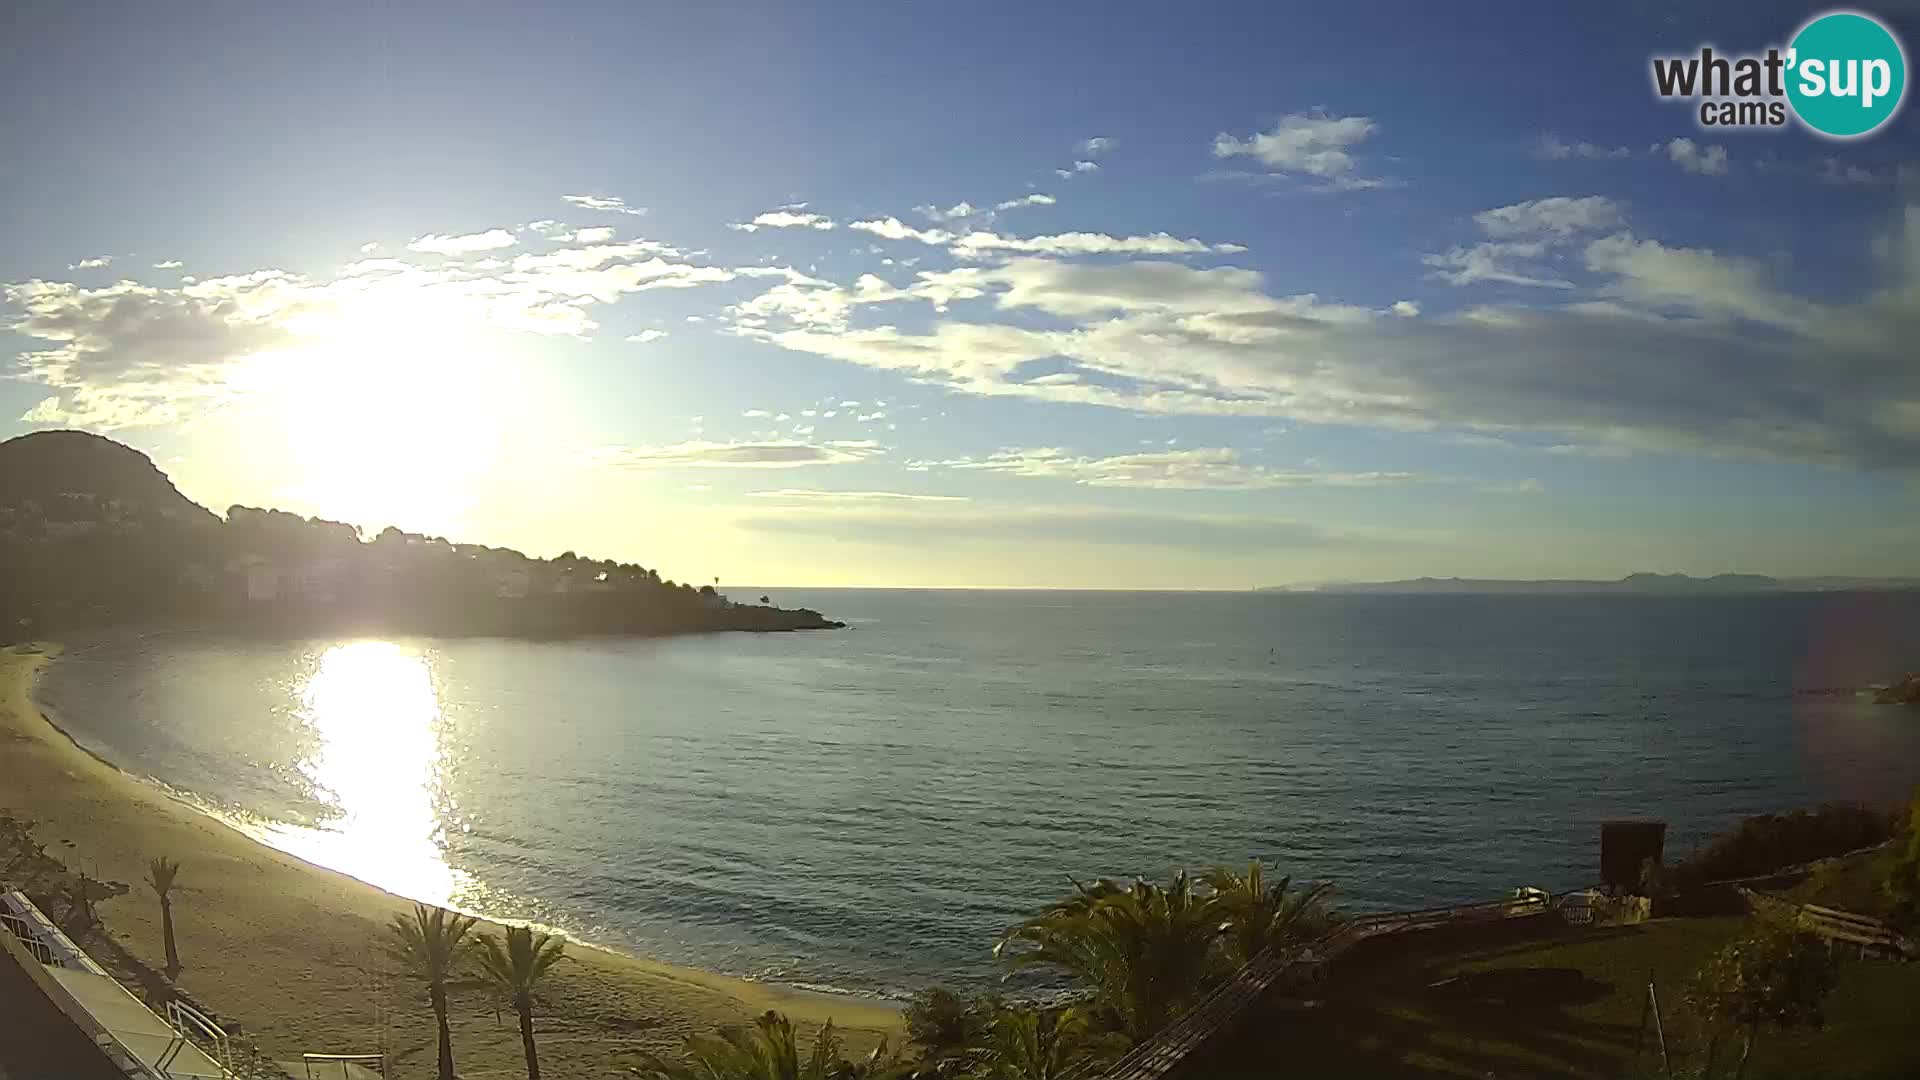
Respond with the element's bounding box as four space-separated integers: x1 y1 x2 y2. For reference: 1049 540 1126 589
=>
1786 11 1907 138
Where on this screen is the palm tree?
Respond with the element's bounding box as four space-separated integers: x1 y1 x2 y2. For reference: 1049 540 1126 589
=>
145 857 182 978
976 1007 1125 1080
385 903 479 1080
1205 862 1338 968
475 925 567 1080
994 872 1228 1045
637 1010 904 1080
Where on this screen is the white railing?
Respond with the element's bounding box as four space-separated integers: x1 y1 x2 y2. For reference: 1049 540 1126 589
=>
302 1052 389 1078
1 888 110 973
165 997 234 1072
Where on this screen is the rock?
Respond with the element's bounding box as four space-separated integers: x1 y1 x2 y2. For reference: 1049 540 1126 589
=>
1872 673 1920 705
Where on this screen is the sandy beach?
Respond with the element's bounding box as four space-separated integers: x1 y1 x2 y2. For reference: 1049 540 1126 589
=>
0 644 899 1078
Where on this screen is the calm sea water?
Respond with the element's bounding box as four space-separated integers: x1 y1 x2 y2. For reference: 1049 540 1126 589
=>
36 590 1920 999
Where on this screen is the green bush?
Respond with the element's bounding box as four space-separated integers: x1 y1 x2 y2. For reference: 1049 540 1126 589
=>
1684 803 1895 883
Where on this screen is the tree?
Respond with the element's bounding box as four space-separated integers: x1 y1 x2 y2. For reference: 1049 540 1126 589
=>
1686 924 1838 1078
145 856 182 978
476 926 567 1080
1205 862 1337 968
1883 787 1920 932
975 1007 1125 1080
760 595 772 606
385 903 480 1080
994 872 1227 1044
636 1010 904 1080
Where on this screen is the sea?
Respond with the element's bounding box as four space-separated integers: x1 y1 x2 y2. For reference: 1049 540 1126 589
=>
33 589 1920 1001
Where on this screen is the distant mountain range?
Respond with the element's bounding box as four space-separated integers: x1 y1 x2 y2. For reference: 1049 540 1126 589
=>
1260 573 1920 595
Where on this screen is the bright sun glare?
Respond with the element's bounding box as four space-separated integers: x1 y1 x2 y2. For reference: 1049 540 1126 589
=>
232 301 525 537
263 641 467 904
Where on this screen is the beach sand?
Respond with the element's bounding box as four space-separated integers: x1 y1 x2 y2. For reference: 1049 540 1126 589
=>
0 645 900 1078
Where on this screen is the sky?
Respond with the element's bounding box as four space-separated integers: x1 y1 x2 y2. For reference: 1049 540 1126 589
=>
3 0 1919 589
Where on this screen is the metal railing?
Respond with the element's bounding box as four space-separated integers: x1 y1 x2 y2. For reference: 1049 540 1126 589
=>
301 1052 388 1078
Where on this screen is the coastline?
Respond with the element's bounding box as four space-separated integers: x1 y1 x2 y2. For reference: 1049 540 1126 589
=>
0 643 898 1075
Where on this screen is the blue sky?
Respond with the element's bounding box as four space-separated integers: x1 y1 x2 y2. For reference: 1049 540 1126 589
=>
3 0 1919 587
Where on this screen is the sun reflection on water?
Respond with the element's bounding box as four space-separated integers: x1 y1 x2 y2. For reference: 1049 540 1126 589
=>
263 641 468 905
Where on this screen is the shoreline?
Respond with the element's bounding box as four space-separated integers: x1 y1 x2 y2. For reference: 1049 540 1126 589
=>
1 643 899 1075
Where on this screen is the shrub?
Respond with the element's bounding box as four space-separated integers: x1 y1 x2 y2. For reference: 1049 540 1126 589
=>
1683 803 1895 883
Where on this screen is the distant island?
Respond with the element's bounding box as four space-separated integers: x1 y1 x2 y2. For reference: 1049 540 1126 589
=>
1260 572 1920 595
0 430 843 643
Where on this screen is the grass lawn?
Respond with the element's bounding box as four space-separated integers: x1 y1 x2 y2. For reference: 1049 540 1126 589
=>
1185 913 1920 1079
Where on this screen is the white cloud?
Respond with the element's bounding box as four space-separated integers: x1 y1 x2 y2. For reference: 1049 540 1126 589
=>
627 329 669 343
407 229 518 255
583 439 885 468
1534 135 1633 160
571 226 616 244
746 489 967 502
151 260 183 270
1212 111 1388 190
358 241 382 254
918 446 1418 489
1053 161 1100 178
847 219 1238 258
1392 300 1420 317
1078 136 1117 156
6 237 740 426
69 256 114 270
915 201 978 223
1475 196 1625 239
563 194 647 216
729 208 836 232
1425 196 1625 289
731 205 1920 470
1658 138 1730 176
996 193 1056 211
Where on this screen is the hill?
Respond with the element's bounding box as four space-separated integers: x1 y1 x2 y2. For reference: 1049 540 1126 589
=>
0 430 219 528
0 430 841 642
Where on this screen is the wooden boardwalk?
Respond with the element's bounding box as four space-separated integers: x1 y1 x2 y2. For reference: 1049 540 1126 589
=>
1088 890 1554 1080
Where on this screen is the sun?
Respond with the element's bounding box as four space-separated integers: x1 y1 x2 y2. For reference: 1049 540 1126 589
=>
231 301 528 536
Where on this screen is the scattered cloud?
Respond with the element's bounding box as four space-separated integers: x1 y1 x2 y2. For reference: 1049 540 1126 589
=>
733 204 1920 471
1211 111 1389 191
916 446 1418 489
584 439 885 468
1657 137 1730 176
627 329 669 343
571 226 616 244
563 194 647 216
151 260 183 270
407 229 518 255
1391 300 1420 317
1425 196 1625 289
729 208 836 232
1533 135 1633 160
1078 136 1117 156
358 241 382 254
69 256 114 270
847 219 1240 258
745 489 967 502
995 193 1056 212
1053 161 1100 178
